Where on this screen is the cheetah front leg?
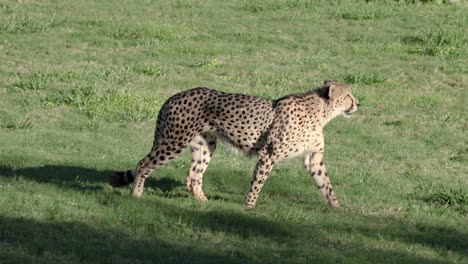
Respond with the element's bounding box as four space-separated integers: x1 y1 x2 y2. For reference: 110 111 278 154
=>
304 152 340 208
245 155 275 208
185 134 217 201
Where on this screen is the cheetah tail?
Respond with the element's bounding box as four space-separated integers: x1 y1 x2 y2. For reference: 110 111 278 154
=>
109 170 134 187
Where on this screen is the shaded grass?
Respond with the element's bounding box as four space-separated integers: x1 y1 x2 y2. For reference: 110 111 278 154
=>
1 170 467 263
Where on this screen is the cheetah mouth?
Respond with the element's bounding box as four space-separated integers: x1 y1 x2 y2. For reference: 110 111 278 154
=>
344 110 353 118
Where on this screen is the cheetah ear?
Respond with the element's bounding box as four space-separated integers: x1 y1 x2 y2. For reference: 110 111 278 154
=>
323 80 335 86
328 83 345 102
319 80 335 100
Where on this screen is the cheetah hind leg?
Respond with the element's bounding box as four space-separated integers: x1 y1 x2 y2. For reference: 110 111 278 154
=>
128 141 187 197
185 134 217 202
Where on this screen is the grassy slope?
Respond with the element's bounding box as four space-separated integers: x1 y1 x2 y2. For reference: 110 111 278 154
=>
0 0 467 263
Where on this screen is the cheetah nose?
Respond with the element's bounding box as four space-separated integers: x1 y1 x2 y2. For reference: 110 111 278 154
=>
356 102 360 107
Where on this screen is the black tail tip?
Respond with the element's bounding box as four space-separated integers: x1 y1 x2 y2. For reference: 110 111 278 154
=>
109 170 133 187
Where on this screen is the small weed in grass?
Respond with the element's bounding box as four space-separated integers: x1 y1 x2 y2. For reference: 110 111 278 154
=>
132 63 166 77
0 3 15 14
10 71 82 91
438 112 466 130
110 25 143 40
449 148 467 163
367 0 455 4
0 15 63 34
383 120 403 126
238 0 315 12
107 23 175 43
189 59 222 69
411 95 440 109
88 67 138 85
173 0 203 8
42 86 159 122
1 116 32 130
401 36 425 45
422 29 465 57
341 72 387 84
45 85 96 108
12 72 50 91
9 117 32 130
355 94 367 106
426 187 468 206
407 28 466 58
339 8 392 20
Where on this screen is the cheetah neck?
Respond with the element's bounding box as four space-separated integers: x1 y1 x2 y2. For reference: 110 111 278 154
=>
321 99 339 126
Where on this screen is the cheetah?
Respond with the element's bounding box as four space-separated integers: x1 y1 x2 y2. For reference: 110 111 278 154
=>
110 80 359 208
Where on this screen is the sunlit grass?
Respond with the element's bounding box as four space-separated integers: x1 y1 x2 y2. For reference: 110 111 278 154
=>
0 0 466 263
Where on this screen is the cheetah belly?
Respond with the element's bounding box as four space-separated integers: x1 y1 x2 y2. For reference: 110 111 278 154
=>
208 124 266 156
206 112 274 155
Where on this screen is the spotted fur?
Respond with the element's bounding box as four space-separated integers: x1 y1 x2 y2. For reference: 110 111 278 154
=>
110 80 359 208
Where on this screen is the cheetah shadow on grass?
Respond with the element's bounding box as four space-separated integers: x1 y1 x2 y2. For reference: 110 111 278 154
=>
0 214 462 264
0 165 181 193
1 213 463 264
0 165 111 191
145 177 182 193
0 216 253 263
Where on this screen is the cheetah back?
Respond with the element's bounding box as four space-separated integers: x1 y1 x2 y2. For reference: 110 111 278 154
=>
155 87 275 154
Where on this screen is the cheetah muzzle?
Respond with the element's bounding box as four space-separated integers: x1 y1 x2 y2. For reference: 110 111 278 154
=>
110 80 360 208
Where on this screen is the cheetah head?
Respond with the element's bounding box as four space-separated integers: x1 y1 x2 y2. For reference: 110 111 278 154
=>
319 80 360 118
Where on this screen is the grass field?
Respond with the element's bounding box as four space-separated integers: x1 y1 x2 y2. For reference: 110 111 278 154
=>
1 0 467 263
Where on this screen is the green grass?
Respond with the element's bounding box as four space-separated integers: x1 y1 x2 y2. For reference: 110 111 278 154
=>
1 0 467 263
